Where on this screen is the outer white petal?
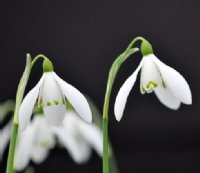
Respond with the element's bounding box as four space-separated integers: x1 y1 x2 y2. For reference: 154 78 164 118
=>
43 104 66 126
154 86 181 110
0 120 12 160
78 121 103 157
114 59 144 121
31 145 49 164
31 116 55 163
14 126 35 171
19 75 44 131
151 55 192 105
53 72 92 123
53 127 92 163
32 116 56 149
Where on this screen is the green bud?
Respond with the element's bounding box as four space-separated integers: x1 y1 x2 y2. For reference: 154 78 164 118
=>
141 39 153 56
43 59 54 72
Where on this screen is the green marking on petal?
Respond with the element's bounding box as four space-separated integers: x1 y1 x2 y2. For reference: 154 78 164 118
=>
62 96 66 104
54 100 59 105
140 87 146 94
47 102 51 106
162 80 167 88
66 101 73 110
38 98 42 108
146 81 158 89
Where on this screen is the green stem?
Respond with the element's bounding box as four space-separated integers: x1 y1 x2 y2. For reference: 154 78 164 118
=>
6 123 18 173
102 37 144 173
31 54 49 67
86 96 120 173
103 118 109 173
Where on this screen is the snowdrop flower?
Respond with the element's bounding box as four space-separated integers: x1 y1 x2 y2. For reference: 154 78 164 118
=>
114 40 192 121
4 110 102 171
53 110 103 163
19 59 92 131
15 115 56 171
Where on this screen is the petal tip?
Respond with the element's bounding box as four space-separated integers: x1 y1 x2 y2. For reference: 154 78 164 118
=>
185 93 192 105
114 108 123 122
82 111 93 123
116 116 122 122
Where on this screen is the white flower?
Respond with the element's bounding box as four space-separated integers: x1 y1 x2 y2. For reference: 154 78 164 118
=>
15 115 56 171
1 110 102 171
114 54 192 121
53 110 103 164
19 72 92 131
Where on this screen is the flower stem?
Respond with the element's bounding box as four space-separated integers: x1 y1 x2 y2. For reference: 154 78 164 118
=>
102 42 140 173
6 54 32 173
86 96 120 173
6 123 18 173
31 54 49 67
103 118 109 173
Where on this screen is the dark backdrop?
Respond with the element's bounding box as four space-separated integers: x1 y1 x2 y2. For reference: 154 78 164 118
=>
0 0 200 173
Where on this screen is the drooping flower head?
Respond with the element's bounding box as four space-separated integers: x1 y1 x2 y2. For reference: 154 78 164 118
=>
16 111 102 171
114 39 192 121
19 58 92 131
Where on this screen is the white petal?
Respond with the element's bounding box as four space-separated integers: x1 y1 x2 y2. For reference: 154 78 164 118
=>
32 116 55 149
31 145 49 164
154 86 181 110
53 73 92 123
43 104 66 126
114 59 143 121
31 116 55 164
0 120 12 160
19 75 44 131
53 127 92 163
152 55 192 105
78 121 103 157
14 126 35 171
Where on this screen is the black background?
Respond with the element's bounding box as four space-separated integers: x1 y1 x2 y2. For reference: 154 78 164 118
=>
0 0 200 173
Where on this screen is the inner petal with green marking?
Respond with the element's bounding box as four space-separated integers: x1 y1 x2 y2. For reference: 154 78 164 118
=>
143 81 158 93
